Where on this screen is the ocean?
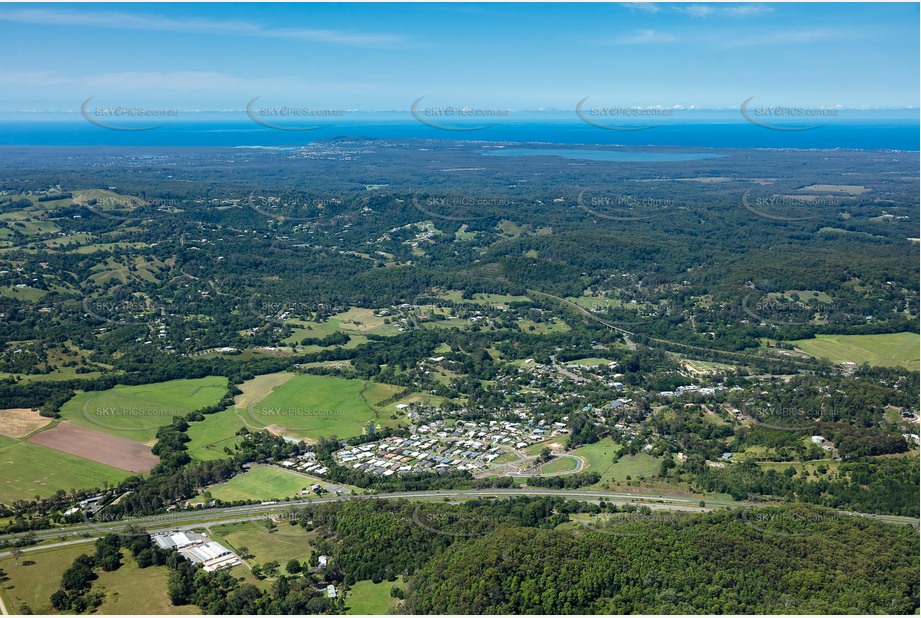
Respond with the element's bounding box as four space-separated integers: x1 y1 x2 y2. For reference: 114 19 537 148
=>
0 116 917 151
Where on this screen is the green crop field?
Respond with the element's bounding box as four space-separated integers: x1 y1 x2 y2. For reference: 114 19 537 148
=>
790 332 920 371
344 577 407 614
204 466 313 502
58 377 228 443
243 374 404 440
0 434 130 503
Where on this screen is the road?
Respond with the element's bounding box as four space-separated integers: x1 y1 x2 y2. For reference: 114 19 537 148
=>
549 354 587 383
1 488 916 556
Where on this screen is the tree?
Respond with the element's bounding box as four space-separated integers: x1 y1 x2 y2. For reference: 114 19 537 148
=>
538 447 553 463
285 559 302 574
10 549 22 566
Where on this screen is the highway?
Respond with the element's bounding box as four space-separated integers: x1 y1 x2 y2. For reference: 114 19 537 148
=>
1 488 917 556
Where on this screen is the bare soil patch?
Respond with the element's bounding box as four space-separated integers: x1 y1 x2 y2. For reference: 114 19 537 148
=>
29 422 159 473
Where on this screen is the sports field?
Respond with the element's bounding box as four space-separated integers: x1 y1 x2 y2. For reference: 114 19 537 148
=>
243 373 404 440
790 332 919 371
57 377 228 443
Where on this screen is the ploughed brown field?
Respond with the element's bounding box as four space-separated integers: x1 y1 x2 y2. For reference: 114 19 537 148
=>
29 422 159 473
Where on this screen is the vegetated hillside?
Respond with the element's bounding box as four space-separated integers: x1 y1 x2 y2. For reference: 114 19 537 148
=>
405 505 919 614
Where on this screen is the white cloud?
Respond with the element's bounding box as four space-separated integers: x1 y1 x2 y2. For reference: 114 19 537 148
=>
617 29 678 44
620 3 661 13
0 8 406 46
677 4 773 18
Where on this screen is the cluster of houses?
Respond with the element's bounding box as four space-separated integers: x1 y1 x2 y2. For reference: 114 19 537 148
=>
277 451 328 476
332 418 566 477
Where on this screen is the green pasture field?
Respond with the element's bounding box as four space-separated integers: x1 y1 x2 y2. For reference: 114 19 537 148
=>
58 377 228 443
790 332 919 371
344 577 407 614
243 374 404 440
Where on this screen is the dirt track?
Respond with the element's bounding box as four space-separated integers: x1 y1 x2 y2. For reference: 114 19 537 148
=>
29 422 159 473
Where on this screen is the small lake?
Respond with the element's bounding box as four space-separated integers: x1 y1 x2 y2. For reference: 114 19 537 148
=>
482 148 723 162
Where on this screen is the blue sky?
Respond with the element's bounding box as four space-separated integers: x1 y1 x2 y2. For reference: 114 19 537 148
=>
0 2 917 112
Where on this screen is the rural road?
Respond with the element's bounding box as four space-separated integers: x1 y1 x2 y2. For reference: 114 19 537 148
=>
1 488 917 555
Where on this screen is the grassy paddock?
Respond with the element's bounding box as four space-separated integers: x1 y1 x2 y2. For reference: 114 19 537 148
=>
243 374 404 440
58 377 228 443
790 332 919 371
344 577 407 615
204 466 315 502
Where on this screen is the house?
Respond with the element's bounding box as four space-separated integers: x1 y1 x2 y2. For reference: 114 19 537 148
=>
810 436 827 444
318 555 329 569
326 585 337 599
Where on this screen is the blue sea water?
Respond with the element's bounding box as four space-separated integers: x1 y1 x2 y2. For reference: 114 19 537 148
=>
0 116 917 151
